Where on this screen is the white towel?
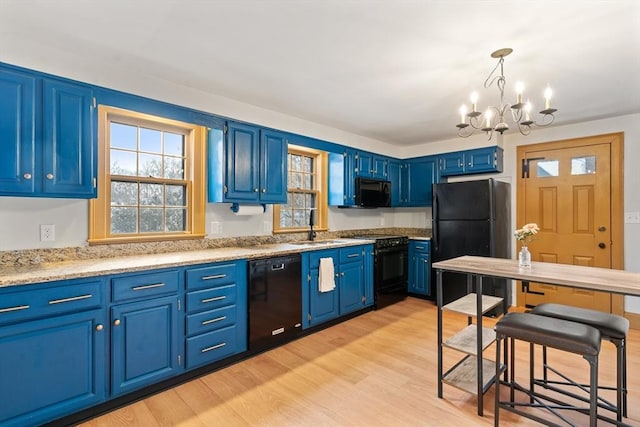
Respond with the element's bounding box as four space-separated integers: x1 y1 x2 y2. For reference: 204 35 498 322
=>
318 257 336 292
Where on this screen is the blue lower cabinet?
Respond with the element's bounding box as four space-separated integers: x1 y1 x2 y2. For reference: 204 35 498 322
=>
0 309 107 426
302 245 373 328
184 261 247 369
110 295 181 396
408 240 431 296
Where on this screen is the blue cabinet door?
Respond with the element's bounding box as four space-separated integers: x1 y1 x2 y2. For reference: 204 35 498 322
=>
388 159 401 206
466 146 503 173
0 67 36 195
439 152 465 176
307 250 339 327
407 156 438 206
111 295 181 396
363 245 374 306
259 129 287 203
328 148 356 206
0 309 106 427
42 77 95 198
224 122 260 202
338 247 366 315
408 241 431 296
356 151 374 178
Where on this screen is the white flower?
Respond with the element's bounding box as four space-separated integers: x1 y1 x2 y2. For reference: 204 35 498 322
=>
514 223 540 245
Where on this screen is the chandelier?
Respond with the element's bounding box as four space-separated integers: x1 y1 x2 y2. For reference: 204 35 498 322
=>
456 48 557 139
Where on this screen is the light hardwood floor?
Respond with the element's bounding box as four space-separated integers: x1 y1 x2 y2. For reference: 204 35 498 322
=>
80 298 640 426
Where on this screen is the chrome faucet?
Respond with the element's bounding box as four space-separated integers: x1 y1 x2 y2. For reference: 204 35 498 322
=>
308 210 317 241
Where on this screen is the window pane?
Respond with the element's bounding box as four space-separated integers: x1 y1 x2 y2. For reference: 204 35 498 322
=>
111 181 138 205
140 127 162 153
537 160 559 177
166 185 186 206
571 156 596 175
110 122 137 150
280 209 292 228
292 193 305 208
291 154 302 172
303 173 312 190
164 132 184 156
139 153 163 177
164 156 185 179
166 208 186 231
110 149 137 176
140 208 163 232
303 156 312 173
293 209 305 227
111 207 137 234
140 183 163 206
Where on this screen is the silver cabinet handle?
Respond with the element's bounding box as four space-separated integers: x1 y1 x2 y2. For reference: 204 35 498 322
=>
416 246 425 250
23 173 32 180
132 283 165 291
202 342 226 353
202 316 227 326
114 319 121 326
262 188 266 193
49 294 92 305
347 254 359 258
201 274 226 280
46 173 54 180
0 304 30 314
96 324 104 331
202 296 226 303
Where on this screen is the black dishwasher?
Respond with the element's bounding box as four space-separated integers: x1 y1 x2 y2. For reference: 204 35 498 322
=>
248 254 302 351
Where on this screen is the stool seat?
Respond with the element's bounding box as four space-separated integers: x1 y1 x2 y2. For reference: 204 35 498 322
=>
531 303 629 339
495 312 601 356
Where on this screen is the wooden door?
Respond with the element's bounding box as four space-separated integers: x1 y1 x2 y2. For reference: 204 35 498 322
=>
517 133 624 312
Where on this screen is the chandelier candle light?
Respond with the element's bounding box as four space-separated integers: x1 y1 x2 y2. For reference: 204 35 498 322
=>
456 48 557 140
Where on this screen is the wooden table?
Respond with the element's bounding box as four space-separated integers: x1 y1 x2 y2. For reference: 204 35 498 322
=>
432 255 640 416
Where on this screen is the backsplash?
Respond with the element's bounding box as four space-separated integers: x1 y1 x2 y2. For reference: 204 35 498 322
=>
0 228 430 267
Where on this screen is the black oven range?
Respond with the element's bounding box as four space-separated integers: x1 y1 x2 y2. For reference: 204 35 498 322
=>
355 235 408 309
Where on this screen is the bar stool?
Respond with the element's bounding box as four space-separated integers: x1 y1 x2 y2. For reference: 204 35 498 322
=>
531 303 629 422
494 312 601 427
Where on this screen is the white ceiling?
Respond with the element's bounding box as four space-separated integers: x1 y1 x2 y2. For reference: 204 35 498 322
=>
1 0 639 146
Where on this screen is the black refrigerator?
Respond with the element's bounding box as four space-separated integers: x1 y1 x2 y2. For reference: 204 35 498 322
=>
431 179 511 315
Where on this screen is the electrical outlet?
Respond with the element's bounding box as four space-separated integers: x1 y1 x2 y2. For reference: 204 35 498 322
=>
263 221 271 233
625 212 640 223
40 224 55 242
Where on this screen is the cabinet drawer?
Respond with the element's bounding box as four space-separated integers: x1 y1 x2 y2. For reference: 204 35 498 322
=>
112 270 179 302
186 305 237 336
186 263 237 290
186 325 241 369
340 246 364 263
186 284 237 313
0 280 103 325
309 249 338 270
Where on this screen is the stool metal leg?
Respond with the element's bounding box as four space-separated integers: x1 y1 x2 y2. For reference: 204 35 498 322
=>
495 333 502 427
585 354 599 427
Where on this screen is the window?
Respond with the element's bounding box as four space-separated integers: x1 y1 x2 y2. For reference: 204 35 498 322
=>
89 106 206 244
273 145 328 233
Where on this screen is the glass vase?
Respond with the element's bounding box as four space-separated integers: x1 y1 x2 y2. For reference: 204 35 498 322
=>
518 245 532 268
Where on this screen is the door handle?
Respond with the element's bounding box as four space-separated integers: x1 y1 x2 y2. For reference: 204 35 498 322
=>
598 242 606 249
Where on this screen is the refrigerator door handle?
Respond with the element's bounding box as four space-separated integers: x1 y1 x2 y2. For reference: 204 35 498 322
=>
432 192 439 253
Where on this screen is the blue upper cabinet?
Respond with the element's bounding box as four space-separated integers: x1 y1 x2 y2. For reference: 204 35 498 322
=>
405 155 439 207
212 121 287 204
357 151 388 179
439 146 503 177
328 148 356 206
0 64 96 198
0 67 36 194
42 78 95 197
388 159 402 206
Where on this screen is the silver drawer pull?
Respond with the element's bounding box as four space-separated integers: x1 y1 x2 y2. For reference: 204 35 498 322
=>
202 296 226 303
416 246 425 250
347 253 359 258
202 316 227 325
201 342 226 353
201 274 226 280
49 294 93 305
132 283 165 291
0 304 30 314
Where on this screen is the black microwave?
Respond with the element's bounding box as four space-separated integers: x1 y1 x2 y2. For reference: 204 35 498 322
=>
355 177 391 207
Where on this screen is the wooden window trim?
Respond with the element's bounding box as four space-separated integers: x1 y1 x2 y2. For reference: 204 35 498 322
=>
89 105 206 245
273 145 328 234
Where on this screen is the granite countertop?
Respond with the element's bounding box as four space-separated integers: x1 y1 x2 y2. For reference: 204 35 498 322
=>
0 239 374 288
